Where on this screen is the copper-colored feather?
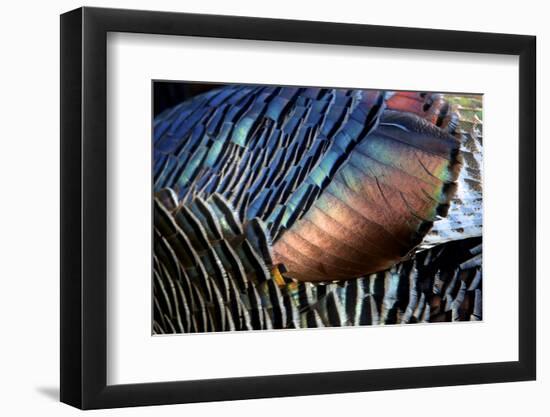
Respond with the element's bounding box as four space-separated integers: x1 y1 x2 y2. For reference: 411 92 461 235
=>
386 91 459 133
272 110 462 281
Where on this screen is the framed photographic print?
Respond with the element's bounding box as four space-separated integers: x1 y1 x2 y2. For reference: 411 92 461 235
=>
60 6 536 409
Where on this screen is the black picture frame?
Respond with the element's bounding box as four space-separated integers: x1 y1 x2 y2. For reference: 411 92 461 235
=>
60 6 536 410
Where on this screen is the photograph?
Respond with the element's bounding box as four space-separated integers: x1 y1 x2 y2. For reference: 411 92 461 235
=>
152 82 483 334
0 0 542 414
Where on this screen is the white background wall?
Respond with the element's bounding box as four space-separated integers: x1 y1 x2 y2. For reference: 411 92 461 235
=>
0 0 546 415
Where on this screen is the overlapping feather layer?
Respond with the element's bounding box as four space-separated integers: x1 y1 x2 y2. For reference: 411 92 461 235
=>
152 86 483 333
